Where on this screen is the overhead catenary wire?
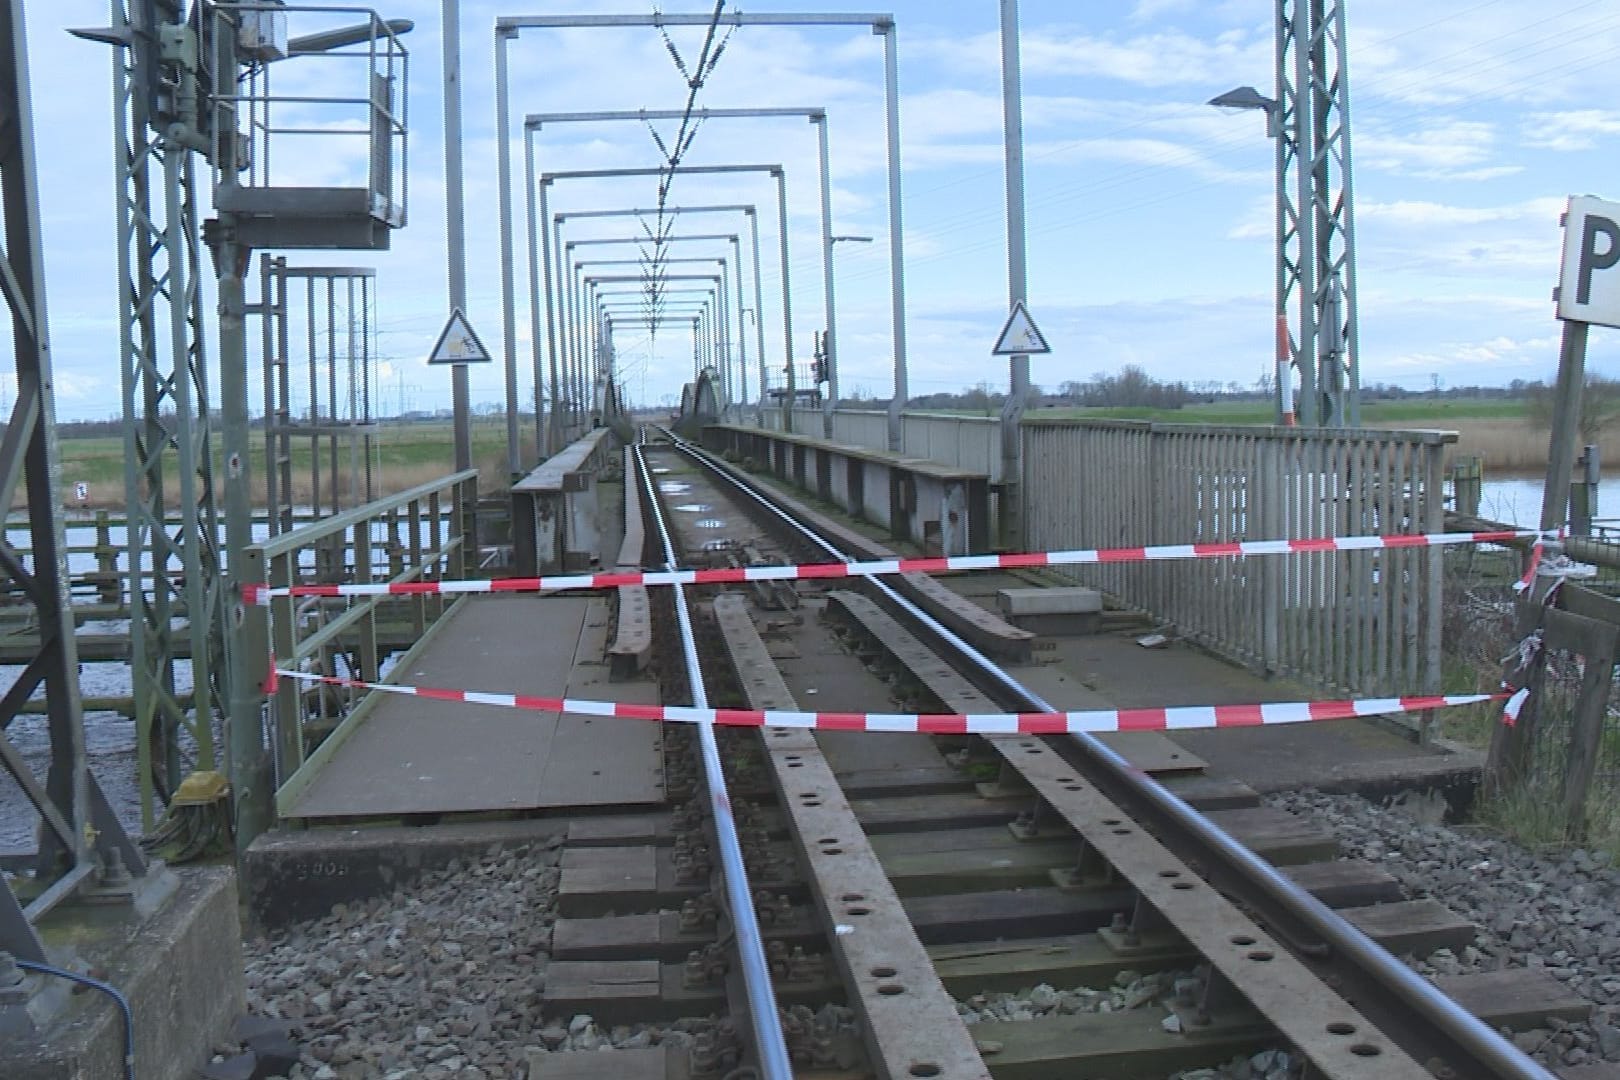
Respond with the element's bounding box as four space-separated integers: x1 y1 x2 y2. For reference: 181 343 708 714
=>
644 2 736 329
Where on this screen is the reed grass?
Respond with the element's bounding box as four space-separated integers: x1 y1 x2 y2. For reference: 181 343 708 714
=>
1366 417 1557 475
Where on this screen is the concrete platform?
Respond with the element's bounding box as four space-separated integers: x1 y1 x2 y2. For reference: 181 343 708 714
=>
1013 625 1482 798
1 867 242 1080
280 594 664 820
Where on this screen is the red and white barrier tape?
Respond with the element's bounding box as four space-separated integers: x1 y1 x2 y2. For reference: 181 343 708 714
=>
245 527 1539 604
272 667 1510 735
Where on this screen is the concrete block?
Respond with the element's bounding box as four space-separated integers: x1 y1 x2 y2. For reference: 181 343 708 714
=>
1 867 244 1080
997 587 1103 636
997 587 1103 616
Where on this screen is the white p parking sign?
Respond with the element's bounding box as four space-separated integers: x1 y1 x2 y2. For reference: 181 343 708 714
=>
1558 196 1620 328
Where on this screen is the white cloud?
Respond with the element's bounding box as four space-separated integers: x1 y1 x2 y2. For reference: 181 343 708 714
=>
1523 110 1620 152
1356 120 1499 177
1358 196 1563 230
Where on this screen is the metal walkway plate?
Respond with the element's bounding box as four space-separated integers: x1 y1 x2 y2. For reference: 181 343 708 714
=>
282 596 664 819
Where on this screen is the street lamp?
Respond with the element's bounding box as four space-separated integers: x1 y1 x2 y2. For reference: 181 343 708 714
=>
1209 85 1281 136
1209 84 1292 424
823 235 874 434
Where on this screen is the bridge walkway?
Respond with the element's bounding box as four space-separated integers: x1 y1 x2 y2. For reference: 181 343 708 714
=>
279 593 664 821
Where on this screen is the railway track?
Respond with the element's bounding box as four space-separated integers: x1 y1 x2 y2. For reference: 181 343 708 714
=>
532 428 1576 1080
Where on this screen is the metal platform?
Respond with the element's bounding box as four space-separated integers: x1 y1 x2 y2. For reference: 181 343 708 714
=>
280 595 664 820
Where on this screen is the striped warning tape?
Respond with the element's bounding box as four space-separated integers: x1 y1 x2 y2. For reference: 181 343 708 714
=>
272 667 1516 735
244 527 1540 604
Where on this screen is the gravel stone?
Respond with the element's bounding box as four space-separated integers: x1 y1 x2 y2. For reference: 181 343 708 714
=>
1271 789 1620 1070
245 841 686 1075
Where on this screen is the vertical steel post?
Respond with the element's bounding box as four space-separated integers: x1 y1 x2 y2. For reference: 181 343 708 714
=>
774 169 795 431
538 179 561 452
493 26 520 473
443 0 470 470
1541 320 1591 533
524 127 546 454
1272 46 1294 425
208 9 266 850
1288 0 1318 426
1332 0 1363 428
564 248 578 426
879 21 910 452
748 209 768 422
815 113 837 438
998 0 1029 550
731 234 748 410
555 215 576 438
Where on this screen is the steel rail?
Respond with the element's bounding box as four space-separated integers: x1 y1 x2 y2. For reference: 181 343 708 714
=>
659 429 1552 1080
631 440 793 1080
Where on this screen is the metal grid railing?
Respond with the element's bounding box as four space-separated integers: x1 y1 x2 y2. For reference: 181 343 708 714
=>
1022 418 1453 698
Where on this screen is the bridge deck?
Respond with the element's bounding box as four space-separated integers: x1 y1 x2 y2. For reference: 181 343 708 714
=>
282 594 665 820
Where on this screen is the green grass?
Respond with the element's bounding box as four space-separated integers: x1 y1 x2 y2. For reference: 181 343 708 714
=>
1361 399 1529 423
48 419 527 509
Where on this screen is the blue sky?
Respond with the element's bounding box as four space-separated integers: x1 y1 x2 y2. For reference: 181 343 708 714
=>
20 0 1620 419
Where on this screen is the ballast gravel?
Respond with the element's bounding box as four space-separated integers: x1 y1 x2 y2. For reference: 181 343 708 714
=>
1272 788 1620 1071
237 841 711 1079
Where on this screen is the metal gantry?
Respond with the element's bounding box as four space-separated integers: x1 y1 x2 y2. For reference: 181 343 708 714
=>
527 107 842 434
568 234 747 398
496 12 910 448
0 0 149 999
533 164 793 447
557 204 769 414
1277 0 1361 427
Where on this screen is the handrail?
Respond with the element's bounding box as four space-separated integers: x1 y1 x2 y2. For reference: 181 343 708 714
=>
255 468 477 558
242 468 478 844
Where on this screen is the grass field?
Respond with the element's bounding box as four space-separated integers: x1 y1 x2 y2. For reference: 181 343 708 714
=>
53 418 526 510
1031 396 1529 425
46 397 1563 511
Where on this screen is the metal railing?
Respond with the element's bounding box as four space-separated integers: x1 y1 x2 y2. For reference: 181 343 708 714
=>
754 406 1001 478
1022 419 1453 698
243 468 476 809
213 4 410 235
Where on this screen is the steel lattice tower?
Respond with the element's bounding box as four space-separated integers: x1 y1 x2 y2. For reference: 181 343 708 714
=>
1276 0 1361 427
0 0 148 985
107 0 225 824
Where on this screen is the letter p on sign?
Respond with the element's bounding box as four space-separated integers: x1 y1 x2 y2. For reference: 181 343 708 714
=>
1559 196 1620 328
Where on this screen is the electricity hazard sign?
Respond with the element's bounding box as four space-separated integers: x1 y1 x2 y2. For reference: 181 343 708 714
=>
1558 196 1620 329
992 300 1050 356
428 308 492 364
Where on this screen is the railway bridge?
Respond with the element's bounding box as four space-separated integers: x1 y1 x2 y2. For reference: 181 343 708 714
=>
0 3 1614 1080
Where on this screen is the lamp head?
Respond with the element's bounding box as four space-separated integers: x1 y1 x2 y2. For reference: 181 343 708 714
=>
1208 86 1276 111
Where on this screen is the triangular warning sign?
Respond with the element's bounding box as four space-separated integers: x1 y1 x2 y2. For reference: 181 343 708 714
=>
427 308 492 364
992 300 1051 356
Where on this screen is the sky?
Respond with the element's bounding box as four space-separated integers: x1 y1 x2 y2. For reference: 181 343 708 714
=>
16 0 1620 420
